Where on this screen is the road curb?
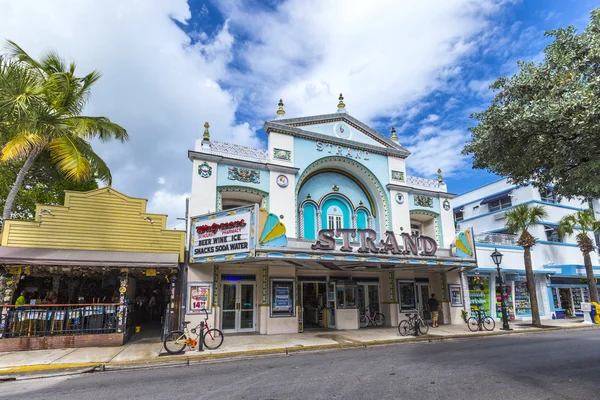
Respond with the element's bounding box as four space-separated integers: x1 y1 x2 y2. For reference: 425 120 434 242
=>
1 324 597 379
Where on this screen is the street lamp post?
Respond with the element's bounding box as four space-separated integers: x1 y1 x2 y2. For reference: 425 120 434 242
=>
491 248 512 331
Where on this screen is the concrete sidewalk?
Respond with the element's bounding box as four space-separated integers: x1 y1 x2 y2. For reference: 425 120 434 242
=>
0 319 597 378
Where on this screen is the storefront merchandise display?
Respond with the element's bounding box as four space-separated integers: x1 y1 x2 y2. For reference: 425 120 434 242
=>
468 276 490 315
514 282 531 317
495 284 514 320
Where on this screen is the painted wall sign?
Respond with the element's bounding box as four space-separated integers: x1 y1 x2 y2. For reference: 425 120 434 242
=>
191 211 251 257
310 229 438 256
316 141 370 160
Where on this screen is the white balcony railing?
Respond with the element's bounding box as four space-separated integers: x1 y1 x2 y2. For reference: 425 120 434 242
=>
406 175 446 190
474 233 519 246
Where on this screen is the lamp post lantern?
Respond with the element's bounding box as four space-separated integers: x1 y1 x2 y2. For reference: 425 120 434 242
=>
491 248 511 330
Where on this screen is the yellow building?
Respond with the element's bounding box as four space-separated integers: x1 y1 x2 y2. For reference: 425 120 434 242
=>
0 188 185 350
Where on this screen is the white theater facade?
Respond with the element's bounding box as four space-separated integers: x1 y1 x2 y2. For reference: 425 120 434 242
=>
185 97 477 335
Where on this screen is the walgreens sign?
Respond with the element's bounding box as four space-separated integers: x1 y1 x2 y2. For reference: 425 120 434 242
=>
191 211 252 258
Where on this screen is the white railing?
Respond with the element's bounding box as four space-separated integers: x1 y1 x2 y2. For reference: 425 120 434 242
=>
474 233 519 246
406 175 446 190
203 141 269 163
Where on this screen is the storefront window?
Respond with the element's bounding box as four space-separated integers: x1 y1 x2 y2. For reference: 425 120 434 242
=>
270 279 295 317
514 282 531 316
468 276 490 315
397 281 416 311
495 282 514 319
336 284 358 309
572 288 583 313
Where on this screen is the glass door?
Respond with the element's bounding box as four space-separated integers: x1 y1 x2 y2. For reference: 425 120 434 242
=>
327 282 336 328
239 283 255 332
221 282 256 333
416 283 430 321
368 285 379 313
222 283 237 332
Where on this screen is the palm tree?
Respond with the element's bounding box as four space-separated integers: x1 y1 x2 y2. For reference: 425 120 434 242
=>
505 204 548 327
558 210 600 304
0 40 127 224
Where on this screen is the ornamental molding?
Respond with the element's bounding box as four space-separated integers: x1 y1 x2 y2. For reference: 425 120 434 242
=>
227 167 260 184
264 121 409 158
386 183 456 198
294 156 390 237
409 210 442 246
188 151 299 175
267 113 410 155
216 186 269 211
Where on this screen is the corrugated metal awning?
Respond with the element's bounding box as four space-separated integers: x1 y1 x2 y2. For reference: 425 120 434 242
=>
0 246 180 268
479 189 513 205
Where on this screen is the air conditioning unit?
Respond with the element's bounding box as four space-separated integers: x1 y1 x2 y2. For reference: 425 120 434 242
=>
494 212 506 221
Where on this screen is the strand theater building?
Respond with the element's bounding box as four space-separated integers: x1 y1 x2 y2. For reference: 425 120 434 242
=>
185 96 477 334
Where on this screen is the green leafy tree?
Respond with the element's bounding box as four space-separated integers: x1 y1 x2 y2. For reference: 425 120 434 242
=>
558 210 600 304
0 40 127 225
0 152 98 220
463 9 600 199
505 204 548 327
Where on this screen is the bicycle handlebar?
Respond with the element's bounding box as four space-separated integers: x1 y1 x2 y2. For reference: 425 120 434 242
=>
201 308 209 321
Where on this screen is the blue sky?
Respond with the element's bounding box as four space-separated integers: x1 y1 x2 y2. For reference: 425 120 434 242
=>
180 0 596 195
0 0 598 225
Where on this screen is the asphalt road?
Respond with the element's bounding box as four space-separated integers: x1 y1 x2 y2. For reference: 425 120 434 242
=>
2 329 600 400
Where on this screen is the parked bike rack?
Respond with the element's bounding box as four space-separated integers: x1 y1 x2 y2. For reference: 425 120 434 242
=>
197 321 204 352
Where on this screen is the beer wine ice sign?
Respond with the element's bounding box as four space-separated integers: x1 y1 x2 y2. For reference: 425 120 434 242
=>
192 212 251 257
311 229 438 256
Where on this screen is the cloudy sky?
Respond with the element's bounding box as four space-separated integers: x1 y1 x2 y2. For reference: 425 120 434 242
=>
0 0 597 229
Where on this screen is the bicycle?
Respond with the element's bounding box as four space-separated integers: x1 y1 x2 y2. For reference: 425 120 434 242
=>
466 309 495 332
163 309 224 354
359 307 385 328
398 312 429 336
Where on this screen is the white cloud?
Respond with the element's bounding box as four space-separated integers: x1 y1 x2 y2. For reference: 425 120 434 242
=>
423 114 440 123
0 0 259 224
219 0 510 125
147 189 189 229
468 79 496 98
157 177 166 185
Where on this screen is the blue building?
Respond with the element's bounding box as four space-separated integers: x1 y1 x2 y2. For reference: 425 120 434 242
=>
185 96 476 335
454 179 600 321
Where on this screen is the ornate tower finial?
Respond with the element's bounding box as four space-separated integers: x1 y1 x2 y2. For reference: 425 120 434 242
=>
337 93 346 113
276 99 285 118
437 168 443 183
203 122 210 141
391 126 398 142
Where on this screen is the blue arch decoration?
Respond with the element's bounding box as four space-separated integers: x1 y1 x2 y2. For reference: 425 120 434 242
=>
301 201 318 240
294 156 390 238
320 194 352 230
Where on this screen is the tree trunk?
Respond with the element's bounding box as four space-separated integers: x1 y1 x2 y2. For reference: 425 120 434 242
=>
524 246 542 327
1 148 41 225
583 252 599 304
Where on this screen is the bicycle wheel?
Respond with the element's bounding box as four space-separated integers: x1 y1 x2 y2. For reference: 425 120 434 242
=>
466 317 479 332
483 316 495 331
163 330 187 354
374 313 385 327
418 318 429 335
359 315 369 328
398 320 410 336
203 328 224 350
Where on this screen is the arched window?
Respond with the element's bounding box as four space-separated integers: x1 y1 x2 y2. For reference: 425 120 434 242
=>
302 202 318 240
327 207 343 231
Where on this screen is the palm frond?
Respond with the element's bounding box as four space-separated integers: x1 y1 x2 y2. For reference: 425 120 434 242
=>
47 136 92 181
39 50 66 74
66 116 128 142
558 214 578 237
0 132 45 162
5 40 45 77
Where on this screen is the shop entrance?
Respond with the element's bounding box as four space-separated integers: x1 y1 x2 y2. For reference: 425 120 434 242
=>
416 282 431 322
130 274 171 341
559 288 574 317
357 283 379 316
221 282 256 333
301 282 327 329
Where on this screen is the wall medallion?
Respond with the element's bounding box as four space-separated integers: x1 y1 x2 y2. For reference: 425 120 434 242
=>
391 170 405 181
198 162 212 178
443 199 451 211
395 193 404 204
276 175 289 188
228 167 260 184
